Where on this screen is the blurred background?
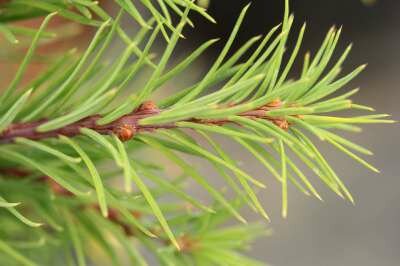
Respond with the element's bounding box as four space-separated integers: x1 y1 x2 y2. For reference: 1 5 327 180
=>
181 1 400 265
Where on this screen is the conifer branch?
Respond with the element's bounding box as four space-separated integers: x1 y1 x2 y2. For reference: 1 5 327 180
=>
0 99 289 143
0 0 393 264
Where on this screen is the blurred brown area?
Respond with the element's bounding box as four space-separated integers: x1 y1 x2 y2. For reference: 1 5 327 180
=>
0 1 114 89
0 17 86 87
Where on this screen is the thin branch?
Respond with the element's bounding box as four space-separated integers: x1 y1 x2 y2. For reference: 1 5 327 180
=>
0 99 289 143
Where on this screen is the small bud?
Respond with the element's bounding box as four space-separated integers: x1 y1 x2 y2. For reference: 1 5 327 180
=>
177 235 197 252
107 208 120 221
137 100 158 112
265 98 282 108
115 124 136 142
274 119 289 130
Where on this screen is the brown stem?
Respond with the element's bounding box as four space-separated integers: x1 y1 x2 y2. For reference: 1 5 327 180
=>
0 99 288 143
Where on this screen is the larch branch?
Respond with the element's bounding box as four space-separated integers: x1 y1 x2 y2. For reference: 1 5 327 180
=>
0 99 289 143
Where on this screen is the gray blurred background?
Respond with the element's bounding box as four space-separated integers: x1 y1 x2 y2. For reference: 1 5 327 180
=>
181 1 400 265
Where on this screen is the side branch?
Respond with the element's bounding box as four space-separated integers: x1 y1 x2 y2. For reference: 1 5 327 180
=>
0 99 288 143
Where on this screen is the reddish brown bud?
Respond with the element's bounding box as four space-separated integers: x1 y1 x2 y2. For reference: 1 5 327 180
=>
273 119 289 130
107 208 120 221
265 98 282 108
115 124 136 142
137 100 158 112
177 235 198 252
